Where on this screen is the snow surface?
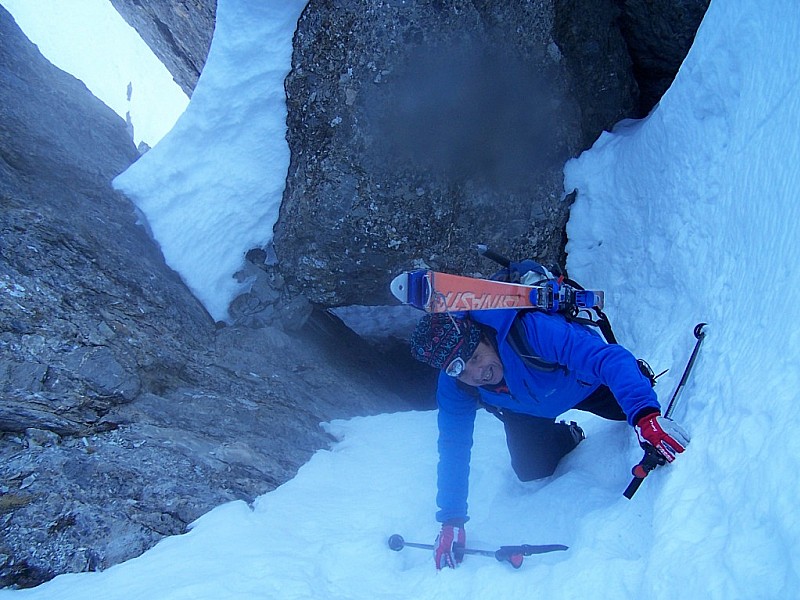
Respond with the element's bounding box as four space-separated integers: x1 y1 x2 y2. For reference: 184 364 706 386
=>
4 0 800 597
112 0 308 322
1 0 188 147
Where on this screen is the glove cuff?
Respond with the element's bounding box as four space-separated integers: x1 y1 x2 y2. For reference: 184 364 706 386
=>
634 408 661 427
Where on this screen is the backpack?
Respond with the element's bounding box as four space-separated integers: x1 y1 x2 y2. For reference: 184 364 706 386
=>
485 255 618 345
494 260 656 384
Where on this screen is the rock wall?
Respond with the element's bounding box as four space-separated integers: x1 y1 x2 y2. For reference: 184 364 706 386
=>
620 0 712 114
0 7 420 588
272 0 637 308
109 0 216 96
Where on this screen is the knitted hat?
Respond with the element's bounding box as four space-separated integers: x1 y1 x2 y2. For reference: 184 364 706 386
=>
410 313 481 371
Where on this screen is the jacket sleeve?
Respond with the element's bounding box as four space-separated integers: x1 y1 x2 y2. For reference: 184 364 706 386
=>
435 371 478 524
520 311 660 425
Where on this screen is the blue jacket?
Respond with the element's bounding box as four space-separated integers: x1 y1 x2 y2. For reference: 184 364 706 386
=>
435 309 659 524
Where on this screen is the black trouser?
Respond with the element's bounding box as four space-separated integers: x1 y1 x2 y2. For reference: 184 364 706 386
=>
499 385 626 481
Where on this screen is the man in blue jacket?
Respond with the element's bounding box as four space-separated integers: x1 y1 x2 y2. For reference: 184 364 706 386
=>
410 309 690 570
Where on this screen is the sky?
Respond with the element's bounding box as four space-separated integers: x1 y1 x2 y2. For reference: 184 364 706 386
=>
1 0 188 147
3 0 800 598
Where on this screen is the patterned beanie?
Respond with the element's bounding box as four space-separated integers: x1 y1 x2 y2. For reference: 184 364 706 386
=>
410 313 481 370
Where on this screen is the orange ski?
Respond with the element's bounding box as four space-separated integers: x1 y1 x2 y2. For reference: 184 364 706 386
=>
390 270 603 314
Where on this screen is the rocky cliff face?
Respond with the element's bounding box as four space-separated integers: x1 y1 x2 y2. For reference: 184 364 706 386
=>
270 0 708 312
620 0 711 113
109 0 216 97
272 0 636 307
0 6 421 588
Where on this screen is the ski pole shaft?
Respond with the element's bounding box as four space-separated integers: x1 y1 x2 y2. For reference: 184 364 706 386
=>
664 323 706 418
387 534 567 568
623 442 666 499
623 475 645 499
399 540 495 558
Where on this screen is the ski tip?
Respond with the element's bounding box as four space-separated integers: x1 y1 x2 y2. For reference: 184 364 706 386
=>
694 322 707 339
390 272 409 304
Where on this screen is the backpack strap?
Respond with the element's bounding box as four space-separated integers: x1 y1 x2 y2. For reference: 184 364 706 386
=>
560 276 618 344
505 312 565 373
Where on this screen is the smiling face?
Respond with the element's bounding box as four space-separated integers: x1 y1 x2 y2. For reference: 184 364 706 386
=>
457 339 504 387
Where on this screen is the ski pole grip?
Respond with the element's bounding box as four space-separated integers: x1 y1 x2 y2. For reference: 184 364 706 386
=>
623 443 664 499
475 244 511 268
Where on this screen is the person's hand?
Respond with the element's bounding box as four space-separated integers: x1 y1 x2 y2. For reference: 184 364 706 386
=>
636 411 690 462
434 523 465 569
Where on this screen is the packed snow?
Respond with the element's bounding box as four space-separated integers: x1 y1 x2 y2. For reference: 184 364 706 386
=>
112 0 307 322
1 0 188 147
4 0 800 598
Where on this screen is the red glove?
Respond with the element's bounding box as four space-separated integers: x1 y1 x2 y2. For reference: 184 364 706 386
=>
434 524 466 569
636 411 690 462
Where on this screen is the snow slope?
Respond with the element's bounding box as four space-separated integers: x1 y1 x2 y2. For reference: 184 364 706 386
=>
564 1 800 593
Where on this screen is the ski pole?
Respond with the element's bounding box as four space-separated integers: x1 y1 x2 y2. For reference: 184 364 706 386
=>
475 244 511 268
387 534 567 569
664 323 707 418
624 323 707 499
623 442 667 499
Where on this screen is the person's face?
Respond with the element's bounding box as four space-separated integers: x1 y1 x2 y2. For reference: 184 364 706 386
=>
457 340 504 387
